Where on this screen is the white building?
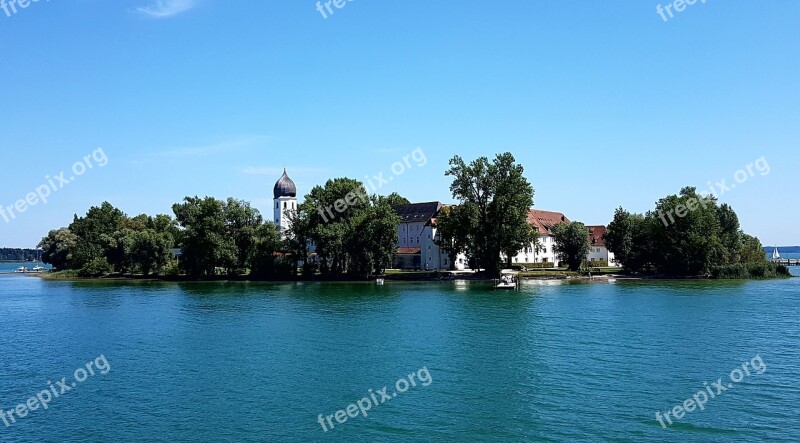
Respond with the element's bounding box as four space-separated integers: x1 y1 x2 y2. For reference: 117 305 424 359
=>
502 209 569 267
392 202 467 271
273 169 297 235
586 225 618 266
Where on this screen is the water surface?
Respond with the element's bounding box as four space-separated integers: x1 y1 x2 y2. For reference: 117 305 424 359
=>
0 273 798 442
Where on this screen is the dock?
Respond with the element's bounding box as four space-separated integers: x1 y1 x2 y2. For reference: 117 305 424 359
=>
772 259 800 266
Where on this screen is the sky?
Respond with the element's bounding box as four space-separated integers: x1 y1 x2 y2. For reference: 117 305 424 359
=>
0 0 798 248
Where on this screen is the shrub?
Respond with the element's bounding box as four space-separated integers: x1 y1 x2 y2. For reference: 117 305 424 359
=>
711 262 791 279
78 258 113 278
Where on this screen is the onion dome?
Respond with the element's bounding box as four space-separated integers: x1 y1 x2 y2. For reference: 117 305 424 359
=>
273 169 297 199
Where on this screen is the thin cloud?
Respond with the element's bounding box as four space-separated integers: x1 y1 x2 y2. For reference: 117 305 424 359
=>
136 0 197 18
154 136 268 159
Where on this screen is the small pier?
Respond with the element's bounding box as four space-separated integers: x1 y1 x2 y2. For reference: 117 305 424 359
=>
772 259 800 266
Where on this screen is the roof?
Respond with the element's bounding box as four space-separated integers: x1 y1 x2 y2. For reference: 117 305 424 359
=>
273 169 297 199
528 209 570 236
392 202 442 224
586 225 608 247
396 247 422 254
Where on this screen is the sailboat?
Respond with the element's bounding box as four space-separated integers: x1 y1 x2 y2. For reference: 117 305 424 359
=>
772 246 781 261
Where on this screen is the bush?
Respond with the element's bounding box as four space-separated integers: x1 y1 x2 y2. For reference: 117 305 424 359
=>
512 262 555 270
161 261 181 277
79 258 113 277
586 260 608 267
710 262 791 279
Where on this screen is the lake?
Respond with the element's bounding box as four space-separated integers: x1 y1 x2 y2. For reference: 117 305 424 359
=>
1 272 799 442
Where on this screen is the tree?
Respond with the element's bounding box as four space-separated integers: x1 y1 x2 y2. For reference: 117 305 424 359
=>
552 221 590 271
445 153 535 277
301 178 371 276
173 196 235 277
287 179 402 278
434 204 473 270
129 229 173 276
379 192 411 207
604 186 783 278
249 222 284 279
69 202 126 269
345 201 400 277
604 208 656 273
224 198 263 272
39 228 78 270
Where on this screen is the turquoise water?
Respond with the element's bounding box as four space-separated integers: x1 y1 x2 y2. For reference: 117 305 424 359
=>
1 274 799 442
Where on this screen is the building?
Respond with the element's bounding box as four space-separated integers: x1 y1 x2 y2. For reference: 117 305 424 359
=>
392 202 467 271
502 209 570 267
273 169 297 234
586 225 618 266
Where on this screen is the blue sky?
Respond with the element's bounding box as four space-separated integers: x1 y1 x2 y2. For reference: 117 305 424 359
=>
0 0 798 248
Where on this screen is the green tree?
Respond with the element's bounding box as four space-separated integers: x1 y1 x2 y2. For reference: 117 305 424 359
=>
434 204 473 270
249 222 284 279
345 201 400 277
302 178 371 276
445 153 535 277
69 202 126 269
129 229 173 276
604 208 656 273
605 186 779 278
38 228 78 270
224 198 263 272
379 192 411 207
173 196 235 277
552 221 590 271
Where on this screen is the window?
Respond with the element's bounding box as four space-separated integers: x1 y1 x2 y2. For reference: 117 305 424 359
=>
283 202 287 209
275 202 279 209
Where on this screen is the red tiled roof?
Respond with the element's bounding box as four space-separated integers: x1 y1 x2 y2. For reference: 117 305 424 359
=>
586 225 608 247
528 209 570 236
396 247 422 255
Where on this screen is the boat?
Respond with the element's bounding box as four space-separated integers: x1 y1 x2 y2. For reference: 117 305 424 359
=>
772 246 781 261
15 266 29 273
32 265 46 273
495 271 520 290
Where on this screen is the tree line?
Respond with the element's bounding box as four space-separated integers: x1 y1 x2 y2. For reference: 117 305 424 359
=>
38 155 782 280
38 186 407 279
604 186 788 278
0 248 40 262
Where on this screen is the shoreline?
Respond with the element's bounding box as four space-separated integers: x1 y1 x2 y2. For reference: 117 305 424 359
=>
27 271 794 284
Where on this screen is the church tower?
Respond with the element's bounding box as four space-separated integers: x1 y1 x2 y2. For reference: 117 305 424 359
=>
273 169 297 233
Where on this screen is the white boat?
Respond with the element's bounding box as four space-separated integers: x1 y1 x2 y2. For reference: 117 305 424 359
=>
15 266 29 273
772 246 781 260
32 265 46 272
495 271 520 290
